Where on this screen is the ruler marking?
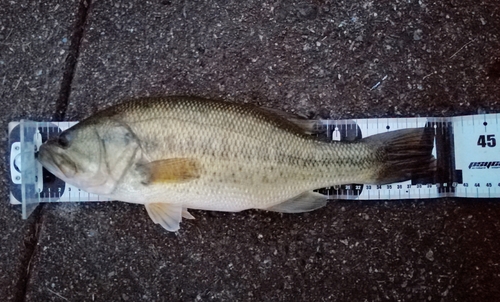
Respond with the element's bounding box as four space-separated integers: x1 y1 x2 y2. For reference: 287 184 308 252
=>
485 114 487 132
12 115 500 205
344 119 347 138
354 119 358 138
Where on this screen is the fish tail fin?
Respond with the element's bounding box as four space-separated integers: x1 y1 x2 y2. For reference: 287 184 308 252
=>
363 127 436 184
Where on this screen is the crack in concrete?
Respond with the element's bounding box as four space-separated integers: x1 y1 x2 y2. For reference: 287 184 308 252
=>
53 0 92 121
20 209 44 302
19 1 92 301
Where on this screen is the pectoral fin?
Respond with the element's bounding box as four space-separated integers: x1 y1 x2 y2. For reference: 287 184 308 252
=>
145 203 187 232
139 158 201 185
266 191 328 213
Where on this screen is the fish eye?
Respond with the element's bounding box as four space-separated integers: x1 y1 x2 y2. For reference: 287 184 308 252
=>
57 132 72 148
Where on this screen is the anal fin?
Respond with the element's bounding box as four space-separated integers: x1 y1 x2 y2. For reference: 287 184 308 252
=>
266 191 328 213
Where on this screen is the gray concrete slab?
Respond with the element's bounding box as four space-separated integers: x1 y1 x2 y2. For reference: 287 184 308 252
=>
0 1 81 300
24 200 500 301
6 0 500 301
68 0 500 118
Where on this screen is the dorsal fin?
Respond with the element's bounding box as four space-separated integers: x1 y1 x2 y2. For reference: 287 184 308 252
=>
256 106 325 135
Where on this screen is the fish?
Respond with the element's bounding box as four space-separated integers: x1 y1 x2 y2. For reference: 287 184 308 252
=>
37 96 435 232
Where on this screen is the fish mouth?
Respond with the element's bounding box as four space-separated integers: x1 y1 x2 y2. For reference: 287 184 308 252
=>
38 144 77 180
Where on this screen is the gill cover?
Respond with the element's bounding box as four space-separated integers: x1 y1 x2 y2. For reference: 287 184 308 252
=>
43 119 142 196
89 120 141 195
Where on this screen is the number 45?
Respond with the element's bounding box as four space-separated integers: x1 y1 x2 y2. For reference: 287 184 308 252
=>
477 134 496 147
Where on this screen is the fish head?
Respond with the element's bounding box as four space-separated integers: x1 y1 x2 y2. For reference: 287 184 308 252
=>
38 119 140 195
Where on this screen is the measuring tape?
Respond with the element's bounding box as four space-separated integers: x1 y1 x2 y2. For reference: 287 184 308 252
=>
8 114 500 219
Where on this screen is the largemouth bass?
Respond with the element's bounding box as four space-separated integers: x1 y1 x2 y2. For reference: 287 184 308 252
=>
38 97 435 232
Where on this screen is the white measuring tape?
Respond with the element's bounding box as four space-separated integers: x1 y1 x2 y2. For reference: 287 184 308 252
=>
8 114 500 219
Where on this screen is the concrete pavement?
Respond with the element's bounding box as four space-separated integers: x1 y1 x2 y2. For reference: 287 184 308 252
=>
2 0 500 301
